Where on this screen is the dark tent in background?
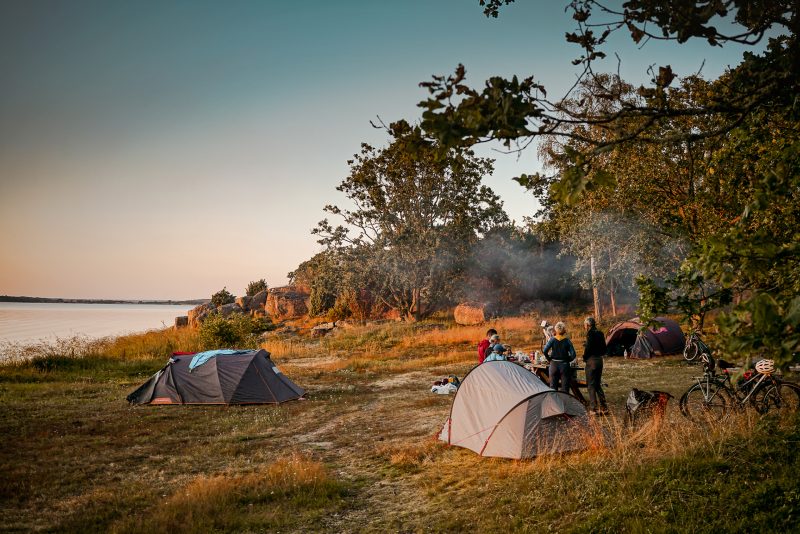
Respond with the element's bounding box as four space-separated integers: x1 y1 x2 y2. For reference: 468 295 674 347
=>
605 317 685 359
127 349 304 405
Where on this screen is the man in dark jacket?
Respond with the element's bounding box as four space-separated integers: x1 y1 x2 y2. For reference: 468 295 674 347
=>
583 317 608 414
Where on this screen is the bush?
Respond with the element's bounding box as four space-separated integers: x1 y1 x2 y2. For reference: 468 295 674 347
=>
211 287 235 308
198 313 261 349
245 279 268 296
198 313 275 350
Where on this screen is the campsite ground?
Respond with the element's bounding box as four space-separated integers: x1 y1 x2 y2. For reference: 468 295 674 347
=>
1 316 799 533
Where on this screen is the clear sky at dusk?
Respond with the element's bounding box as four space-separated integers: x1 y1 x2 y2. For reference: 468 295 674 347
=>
0 1 765 299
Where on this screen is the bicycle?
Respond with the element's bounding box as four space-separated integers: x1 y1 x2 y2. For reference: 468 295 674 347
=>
679 353 800 422
683 330 711 362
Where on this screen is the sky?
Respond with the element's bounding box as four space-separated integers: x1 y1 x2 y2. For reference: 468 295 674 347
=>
0 0 767 300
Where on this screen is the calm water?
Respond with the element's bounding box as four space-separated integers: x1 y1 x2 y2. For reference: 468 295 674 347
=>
0 302 193 345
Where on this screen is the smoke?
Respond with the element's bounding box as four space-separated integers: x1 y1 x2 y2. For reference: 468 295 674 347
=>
458 228 589 311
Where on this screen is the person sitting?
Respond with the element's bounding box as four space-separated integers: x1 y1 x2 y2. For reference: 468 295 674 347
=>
542 321 576 393
477 329 498 364
483 343 508 362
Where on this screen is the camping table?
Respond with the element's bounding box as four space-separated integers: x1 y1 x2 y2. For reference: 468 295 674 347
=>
528 363 588 406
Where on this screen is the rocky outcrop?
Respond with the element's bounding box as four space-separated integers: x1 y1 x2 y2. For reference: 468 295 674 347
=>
188 303 214 328
266 286 309 320
174 316 189 329
182 286 310 328
217 303 243 317
249 289 268 310
454 302 495 325
234 295 252 310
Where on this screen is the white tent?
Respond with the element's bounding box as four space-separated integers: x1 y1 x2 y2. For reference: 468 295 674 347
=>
439 361 591 459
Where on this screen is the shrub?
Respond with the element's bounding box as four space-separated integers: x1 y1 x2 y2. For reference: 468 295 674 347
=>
245 279 268 296
211 287 235 308
198 313 261 349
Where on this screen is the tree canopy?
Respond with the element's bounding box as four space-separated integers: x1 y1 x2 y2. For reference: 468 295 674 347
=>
310 126 508 321
411 0 799 364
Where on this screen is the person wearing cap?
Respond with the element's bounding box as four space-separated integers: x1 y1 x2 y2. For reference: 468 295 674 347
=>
483 343 508 362
477 328 498 364
542 322 576 392
583 316 608 414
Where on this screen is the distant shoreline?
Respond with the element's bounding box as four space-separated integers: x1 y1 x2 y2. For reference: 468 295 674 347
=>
0 295 209 306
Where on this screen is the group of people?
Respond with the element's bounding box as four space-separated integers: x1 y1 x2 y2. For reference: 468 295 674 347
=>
477 317 609 415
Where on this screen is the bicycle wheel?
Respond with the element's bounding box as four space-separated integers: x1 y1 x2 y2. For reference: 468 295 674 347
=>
680 382 731 422
683 340 699 362
751 382 800 415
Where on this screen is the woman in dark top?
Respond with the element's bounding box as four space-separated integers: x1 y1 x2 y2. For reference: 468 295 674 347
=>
542 321 577 392
583 316 608 414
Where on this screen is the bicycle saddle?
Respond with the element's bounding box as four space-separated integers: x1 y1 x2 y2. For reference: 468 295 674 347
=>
717 359 737 370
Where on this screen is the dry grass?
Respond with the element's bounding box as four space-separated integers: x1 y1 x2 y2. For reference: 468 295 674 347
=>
118 453 343 533
2 312 798 532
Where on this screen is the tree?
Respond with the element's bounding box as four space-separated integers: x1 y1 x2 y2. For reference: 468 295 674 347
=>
410 1 799 363
314 126 508 321
210 287 235 308
245 279 268 297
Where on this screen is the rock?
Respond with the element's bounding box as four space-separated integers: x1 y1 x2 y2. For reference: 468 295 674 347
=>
174 316 189 329
250 308 267 318
266 286 309 320
249 289 268 310
235 295 252 311
188 303 212 328
218 303 244 317
454 302 495 325
311 321 336 337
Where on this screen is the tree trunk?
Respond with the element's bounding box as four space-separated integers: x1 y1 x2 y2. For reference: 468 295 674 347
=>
608 254 616 316
590 253 601 321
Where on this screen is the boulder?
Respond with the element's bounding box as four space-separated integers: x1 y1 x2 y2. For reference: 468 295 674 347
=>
249 289 268 310
266 286 309 320
235 295 253 311
188 303 212 328
174 316 189 329
454 302 494 325
218 303 244 317
311 321 337 337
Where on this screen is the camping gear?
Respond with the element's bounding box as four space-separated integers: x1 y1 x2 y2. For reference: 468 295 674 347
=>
605 317 685 358
625 388 673 426
431 383 458 394
438 360 591 459
126 349 304 405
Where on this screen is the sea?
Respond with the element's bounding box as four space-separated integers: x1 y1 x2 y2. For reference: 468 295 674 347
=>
0 302 193 346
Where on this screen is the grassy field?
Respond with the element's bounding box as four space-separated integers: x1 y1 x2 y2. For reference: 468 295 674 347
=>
1 316 799 533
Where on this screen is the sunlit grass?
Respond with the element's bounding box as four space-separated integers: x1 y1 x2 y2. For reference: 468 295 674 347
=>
1 312 798 532
115 453 347 533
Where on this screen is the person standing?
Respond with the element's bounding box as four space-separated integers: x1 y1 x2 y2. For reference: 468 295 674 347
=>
478 329 498 364
583 316 608 414
543 322 576 393
540 320 555 350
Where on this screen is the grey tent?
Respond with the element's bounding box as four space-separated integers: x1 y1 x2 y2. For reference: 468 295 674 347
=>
439 361 590 459
605 317 685 358
127 349 304 405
